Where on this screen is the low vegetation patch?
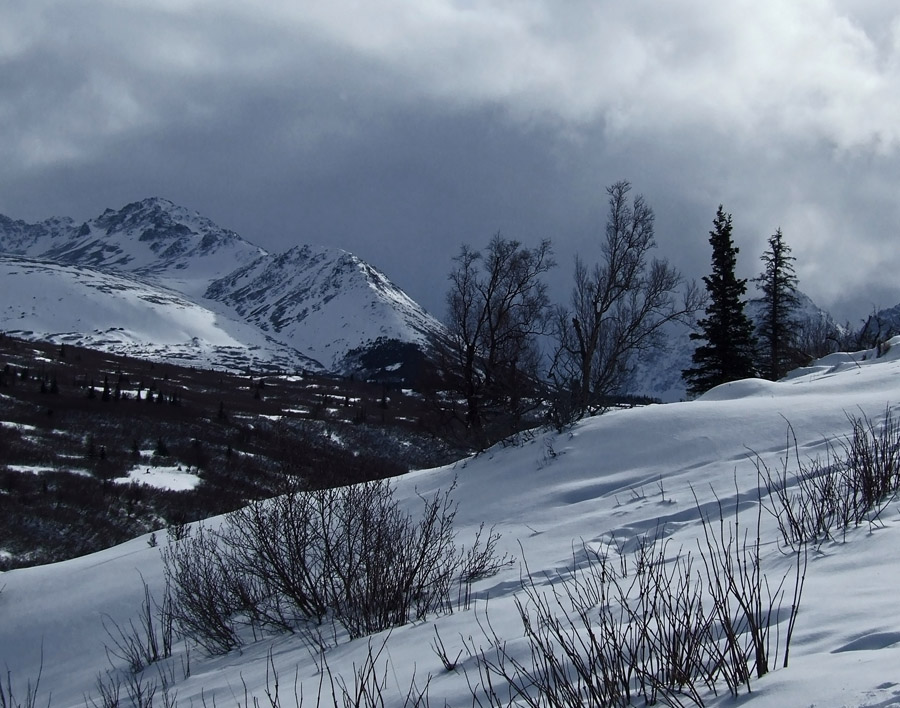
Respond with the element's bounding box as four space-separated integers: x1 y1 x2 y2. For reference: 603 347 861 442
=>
759 407 900 552
163 478 508 655
464 494 806 708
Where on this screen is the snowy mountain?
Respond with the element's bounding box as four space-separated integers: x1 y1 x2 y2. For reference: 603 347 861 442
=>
4 339 900 707
0 199 446 379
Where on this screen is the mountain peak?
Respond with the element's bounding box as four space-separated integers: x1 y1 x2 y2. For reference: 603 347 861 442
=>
0 198 268 291
206 241 444 373
95 197 213 237
94 197 181 223
138 196 177 209
118 196 177 211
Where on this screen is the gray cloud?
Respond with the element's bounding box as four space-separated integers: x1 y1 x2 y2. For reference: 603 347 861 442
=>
2 1 900 325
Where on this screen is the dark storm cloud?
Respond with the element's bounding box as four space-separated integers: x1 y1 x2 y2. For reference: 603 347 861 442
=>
2 1 900 323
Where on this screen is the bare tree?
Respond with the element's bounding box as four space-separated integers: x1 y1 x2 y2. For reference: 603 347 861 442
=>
850 307 898 352
550 181 700 420
794 313 843 361
445 233 554 441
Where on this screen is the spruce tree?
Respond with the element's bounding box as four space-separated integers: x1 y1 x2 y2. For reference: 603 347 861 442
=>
683 206 757 396
754 228 801 380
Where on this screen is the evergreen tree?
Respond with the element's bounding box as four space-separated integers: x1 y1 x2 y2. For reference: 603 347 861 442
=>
754 228 801 380
683 206 757 396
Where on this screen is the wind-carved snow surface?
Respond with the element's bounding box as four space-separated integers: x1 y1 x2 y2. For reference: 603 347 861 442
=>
0 199 446 375
4 341 900 707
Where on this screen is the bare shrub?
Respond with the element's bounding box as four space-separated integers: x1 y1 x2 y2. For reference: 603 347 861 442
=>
466 544 713 707
456 524 513 611
0 662 46 708
103 576 174 675
164 478 502 653
122 670 156 708
431 626 463 673
760 409 900 551
840 409 900 521
317 481 460 638
219 484 330 632
221 638 433 708
757 435 838 553
459 524 512 584
465 491 805 707
162 524 244 655
86 671 120 708
316 635 432 708
692 486 806 693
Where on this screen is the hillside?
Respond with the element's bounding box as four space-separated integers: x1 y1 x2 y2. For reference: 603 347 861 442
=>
2 338 900 707
0 255 318 372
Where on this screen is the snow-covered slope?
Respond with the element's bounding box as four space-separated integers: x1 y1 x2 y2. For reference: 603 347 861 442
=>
0 199 446 378
0 255 320 371
206 245 445 372
4 340 900 708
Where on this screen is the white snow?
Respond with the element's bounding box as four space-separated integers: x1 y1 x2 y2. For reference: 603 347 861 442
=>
6 465 53 475
0 222 444 375
114 465 202 491
6 465 92 477
2 345 900 707
206 244 445 371
0 421 37 432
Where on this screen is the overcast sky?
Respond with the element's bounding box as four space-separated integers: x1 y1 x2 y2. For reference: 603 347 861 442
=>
3 1 900 323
